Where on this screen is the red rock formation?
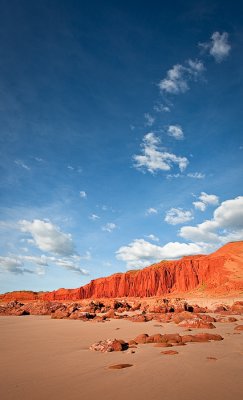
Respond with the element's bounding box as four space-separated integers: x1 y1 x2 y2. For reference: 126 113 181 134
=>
1 241 243 301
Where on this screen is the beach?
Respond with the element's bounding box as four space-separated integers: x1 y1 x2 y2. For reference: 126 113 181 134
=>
0 312 243 400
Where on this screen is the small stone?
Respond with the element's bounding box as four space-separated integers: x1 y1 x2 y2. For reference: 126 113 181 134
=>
108 364 133 369
234 325 243 331
161 350 179 355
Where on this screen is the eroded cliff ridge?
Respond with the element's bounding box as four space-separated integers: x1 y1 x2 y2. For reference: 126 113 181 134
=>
1 241 243 301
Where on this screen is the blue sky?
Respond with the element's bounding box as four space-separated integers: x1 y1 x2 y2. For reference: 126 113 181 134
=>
0 0 243 292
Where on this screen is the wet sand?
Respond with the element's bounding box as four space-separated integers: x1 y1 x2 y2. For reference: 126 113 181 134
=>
0 314 243 400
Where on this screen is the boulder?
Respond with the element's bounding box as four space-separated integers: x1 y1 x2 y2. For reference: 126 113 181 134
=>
89 339 127 352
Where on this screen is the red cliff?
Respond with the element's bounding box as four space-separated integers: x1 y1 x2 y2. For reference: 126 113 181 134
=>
1 241 243 301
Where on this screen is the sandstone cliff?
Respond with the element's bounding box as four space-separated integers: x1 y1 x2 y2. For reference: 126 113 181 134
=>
1 241 243 301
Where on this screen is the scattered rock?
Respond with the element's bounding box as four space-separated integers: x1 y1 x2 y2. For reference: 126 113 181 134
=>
234 325 243 331
134 334 149 344
89 339 127 352
161 350 178 355
108 364 133 369
178 318 216 329
182 333 223 343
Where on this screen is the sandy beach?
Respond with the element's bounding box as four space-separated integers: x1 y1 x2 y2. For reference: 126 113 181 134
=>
0 312 243 400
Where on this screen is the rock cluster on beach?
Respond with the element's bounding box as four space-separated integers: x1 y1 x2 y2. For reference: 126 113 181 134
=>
89 332 224 353
1 297 242 324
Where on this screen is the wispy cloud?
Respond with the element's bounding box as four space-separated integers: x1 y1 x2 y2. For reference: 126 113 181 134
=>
145 234 159 242
187 172 205 179
199 32 231 63
0 254 89 276
153 103 170 113
164 208 193 225
167 125 184 140
102 222 117 232
0 256 34 275
146 207 158 215
89 214 100 221
15 160 31 170
133 133 188 174
159 59 204 95
68 165 82 173
80 191 87 199
144 113 155 126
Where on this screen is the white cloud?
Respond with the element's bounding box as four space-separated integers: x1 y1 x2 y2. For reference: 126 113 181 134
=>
167 125 184 140
187 172 205 179
0 256 34 275
146 234 159 242
146 207 158 215
159 64 188 94
80 191 87 198
89 214 100 221
102 222 117 233
116 239 204 268
19 219 76 256
180 196 243 244
159 59 204 94
144 113 155 126
49 256 89 275
133 133 188 174
193 201 206 212
165 208 194 225
0 253 89 275
193 192 219 212
15 160 31 170
200 32 231 63
199 192 219 205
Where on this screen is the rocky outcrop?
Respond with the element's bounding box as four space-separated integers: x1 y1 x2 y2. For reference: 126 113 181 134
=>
1 241 243 301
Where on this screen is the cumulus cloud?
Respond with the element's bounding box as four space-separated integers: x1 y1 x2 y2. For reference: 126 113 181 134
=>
165 208 194 225
200 32 231 63
180 196 243 244
193 192 219 211
167 125 184 140
19 219 76 256
193 201 206 212
144 113 155 126
159 59 204 94
199 192 219 205
102 222 117 232
116 239 204 268
80 191 87 198
133 133 188 174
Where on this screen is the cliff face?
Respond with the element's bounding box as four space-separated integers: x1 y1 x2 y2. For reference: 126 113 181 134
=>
1 242 243 301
